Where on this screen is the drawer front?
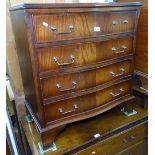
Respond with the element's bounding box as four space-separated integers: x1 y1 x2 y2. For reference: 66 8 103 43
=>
34 11 136 43
76 124 147 155
116 140 147 155
37 37 133 72
41 60 132 99
44 80 131 123
96 79 131 107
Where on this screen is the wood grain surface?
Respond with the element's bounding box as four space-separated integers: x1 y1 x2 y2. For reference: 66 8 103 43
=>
76 124 147 155
41 60 132 99
44 80 132 123
20 104 147 155
34 11 136 43
37 37 133 72
117 0 148 92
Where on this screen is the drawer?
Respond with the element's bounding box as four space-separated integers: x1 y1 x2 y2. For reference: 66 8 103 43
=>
41 60 132 99
44 80 131 123
116 140 147 155
76 123 147 155
37 37 133 72
33 11 136 43
96 79 131 107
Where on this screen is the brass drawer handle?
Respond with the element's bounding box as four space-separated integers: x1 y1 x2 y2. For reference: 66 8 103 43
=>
112 45 127 54
123 20 128 24
140 86 148 92
112 21 118 25
111 47 117 52
53 55 75 66
121 45 127 49
112 20 129 26
110 68 125 77
112 20 128 25
51 25 74 35
59 104 78 115
56 81 77 92
110 88 124 97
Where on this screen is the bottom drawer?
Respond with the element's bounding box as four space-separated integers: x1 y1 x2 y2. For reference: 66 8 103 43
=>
76 123 147 155
44 80 131 123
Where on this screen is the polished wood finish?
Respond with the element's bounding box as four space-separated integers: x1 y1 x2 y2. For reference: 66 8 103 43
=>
34 11 136 43
20 104 147 155
40 125 66 149
116 139 147 155
10 2 142 10
37 37 134 72
10 2 141 147
134 0 148 74
41 60 132 99
76 123 147 155
117 0 148 93
10 10 44 124
44 80 132 123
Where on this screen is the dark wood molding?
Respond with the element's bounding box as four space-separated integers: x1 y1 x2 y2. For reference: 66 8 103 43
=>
35 33 135 49
34 33 136 48
10 10 46 126
25 11 46 126
134 70 148 79
39 55 133 78
10 2 142 11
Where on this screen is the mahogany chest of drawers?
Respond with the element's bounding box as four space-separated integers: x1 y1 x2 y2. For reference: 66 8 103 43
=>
10 2 141 148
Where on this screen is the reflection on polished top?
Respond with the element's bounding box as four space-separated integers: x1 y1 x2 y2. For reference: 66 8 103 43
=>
10 1 142 10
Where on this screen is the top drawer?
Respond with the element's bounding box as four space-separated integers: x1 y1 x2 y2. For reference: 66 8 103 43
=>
33 11 137 43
